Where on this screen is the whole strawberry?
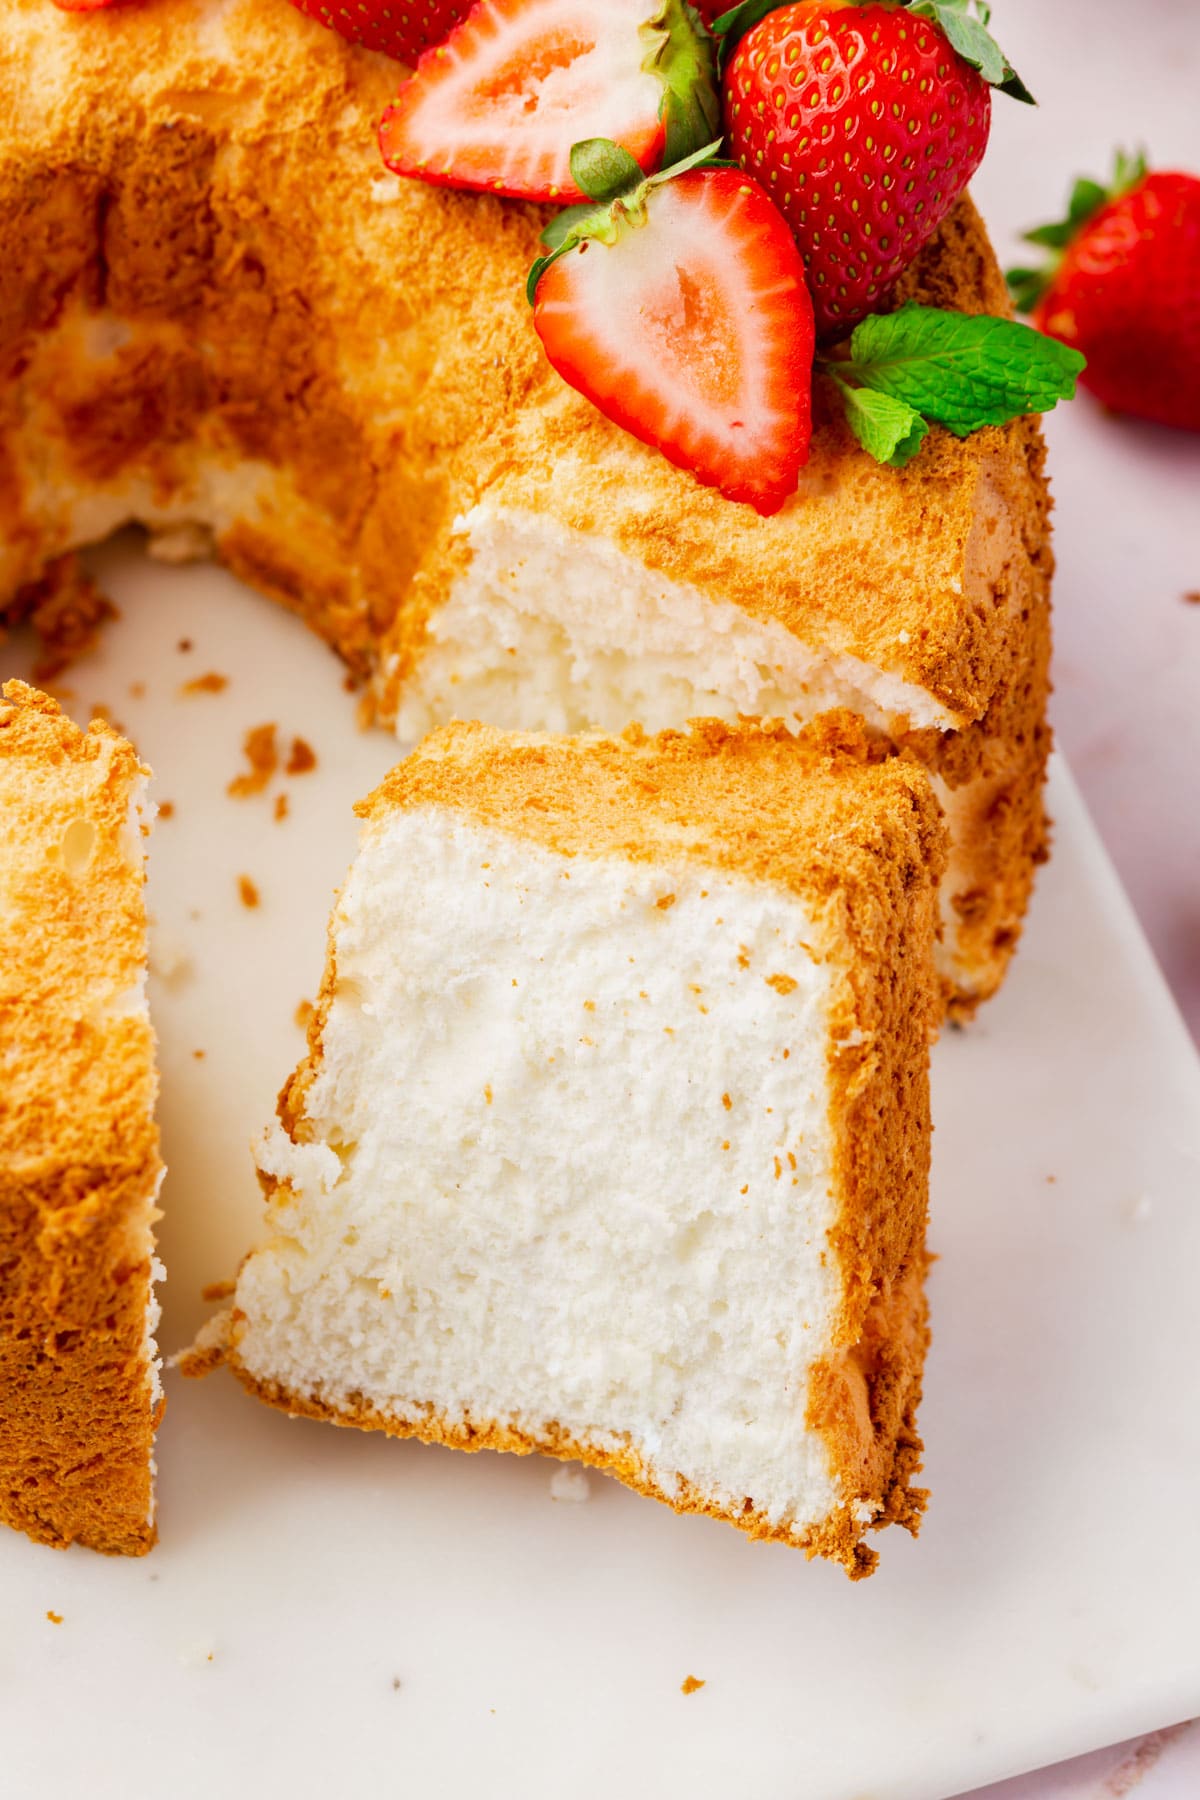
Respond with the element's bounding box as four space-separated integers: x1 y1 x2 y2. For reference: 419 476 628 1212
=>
721 0 1030 338
286 0 469 65
1010 155 1200 434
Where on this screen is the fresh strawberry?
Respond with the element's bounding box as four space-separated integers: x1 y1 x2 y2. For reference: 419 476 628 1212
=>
1009 154 1200 434
720 0 1030 338
529 153 813 512
379 0 719 204
284 0 469 64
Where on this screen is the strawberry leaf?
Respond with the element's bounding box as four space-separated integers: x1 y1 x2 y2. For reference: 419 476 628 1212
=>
1006 148 1149 312
570 139 646 204
1004 265 1045 316
708 0 783 70
646 137 730 185
828 303 1085 436
528 138 726 302
648 0 723 165
711 0 1033 96
540 201 609 253
903 0 1035 102
831 378 930 467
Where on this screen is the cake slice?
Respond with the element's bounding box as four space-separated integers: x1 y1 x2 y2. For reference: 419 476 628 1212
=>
212 718 945 1575
0 0 1050 1013
0 682 163 1554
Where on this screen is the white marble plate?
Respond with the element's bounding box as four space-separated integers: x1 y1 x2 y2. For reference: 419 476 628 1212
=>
3 539 1200 1800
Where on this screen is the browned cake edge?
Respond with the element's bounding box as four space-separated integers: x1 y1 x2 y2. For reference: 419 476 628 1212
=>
0 681 162 1555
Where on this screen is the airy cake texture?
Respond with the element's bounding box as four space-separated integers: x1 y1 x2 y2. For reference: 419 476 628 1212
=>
203 718 945 1575
0 682 163 1555
0 0 1052 1013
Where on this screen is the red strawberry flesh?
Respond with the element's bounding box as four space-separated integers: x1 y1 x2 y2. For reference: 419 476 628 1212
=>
380 0 671 202
533 168 814 512
287 0 470 63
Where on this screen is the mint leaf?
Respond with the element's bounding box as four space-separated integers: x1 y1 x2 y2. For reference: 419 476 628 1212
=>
832 378 930 468
569 139 644 204
836 303 1085 435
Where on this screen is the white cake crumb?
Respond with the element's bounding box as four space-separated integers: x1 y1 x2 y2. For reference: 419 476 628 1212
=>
146 523 214 564
549 1465 591 1504
148 929 193 989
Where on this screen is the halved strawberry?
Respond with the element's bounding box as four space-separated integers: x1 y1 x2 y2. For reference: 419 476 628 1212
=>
379 0 719 203
530 158 813 512
285 0 469 65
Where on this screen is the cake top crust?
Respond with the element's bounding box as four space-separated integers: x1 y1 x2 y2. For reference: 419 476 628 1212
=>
363 714 948 912
2 0 1048 727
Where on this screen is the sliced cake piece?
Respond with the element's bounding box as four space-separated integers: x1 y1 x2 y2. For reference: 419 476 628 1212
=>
0 682 163 1554
215 718 945 1575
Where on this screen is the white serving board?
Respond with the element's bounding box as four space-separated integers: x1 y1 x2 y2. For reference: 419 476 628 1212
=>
3 538 1200 1800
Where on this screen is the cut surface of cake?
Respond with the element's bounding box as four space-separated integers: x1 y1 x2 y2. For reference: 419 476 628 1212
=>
210 717 945 1575
0 0 1051 1013
0 682 163 1555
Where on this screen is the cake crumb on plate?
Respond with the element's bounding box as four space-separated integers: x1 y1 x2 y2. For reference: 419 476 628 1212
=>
228 724 278 798
286 736 316 775
180 671 228 697
549 1465 591 1504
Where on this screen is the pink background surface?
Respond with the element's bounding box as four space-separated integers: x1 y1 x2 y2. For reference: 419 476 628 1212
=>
961 0 1199 1791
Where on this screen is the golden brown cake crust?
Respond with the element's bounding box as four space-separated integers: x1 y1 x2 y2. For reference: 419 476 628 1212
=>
201 717 944 1575
0 682 162 1555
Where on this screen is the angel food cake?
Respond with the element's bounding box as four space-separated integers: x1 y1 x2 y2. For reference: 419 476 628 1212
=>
0 683 163 1555
199 719 945 1574
0 0 1053 1012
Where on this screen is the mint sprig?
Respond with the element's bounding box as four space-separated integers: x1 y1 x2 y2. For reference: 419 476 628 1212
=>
819 302 1085 466
709 0 1032 100
1007 148 1148 313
